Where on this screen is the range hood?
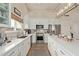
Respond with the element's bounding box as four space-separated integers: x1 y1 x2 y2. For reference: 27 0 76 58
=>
56 3 78 18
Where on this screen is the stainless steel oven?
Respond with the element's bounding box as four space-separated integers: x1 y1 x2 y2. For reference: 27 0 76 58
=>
36 33 44 43
36 25 44 43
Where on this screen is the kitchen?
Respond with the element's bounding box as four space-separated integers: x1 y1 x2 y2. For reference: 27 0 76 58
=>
0 3 79 56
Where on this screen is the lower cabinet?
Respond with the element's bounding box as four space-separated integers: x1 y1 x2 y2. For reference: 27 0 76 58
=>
32 34 36 43
4 37 31 56
44 34 48 43
18 41 26 56
18 37 31 56
25 36 31 55
48 36 57 56
4 47 18 56
48 35 72 56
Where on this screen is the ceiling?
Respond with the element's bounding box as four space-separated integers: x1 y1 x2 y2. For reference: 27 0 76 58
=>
25 3 68 18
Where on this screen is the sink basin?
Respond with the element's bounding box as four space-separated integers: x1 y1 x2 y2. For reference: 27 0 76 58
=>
7 41 11 43
18 36 27 38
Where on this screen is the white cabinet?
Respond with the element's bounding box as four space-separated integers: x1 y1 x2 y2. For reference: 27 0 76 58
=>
48 36 57 56
44 34 48 43
48 35 72 56
18 41 26 56
4 47 18 56
3 36 31 56
0 3 11 27
25 37 31 55
56 46 72 56
18 37 31 56
32 34 36 43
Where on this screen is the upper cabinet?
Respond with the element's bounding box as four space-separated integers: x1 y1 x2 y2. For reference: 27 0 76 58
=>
0 3 10 27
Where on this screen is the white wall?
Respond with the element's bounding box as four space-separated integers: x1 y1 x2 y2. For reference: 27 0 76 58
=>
24 10 79 40
28 16 56 29
23 14 30 29
55 7 79 39
11 3 29 29
23 5 79 39
11 3 28 19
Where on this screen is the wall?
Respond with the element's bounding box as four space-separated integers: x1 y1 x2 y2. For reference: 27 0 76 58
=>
11 3 29 29
23 5 79 39
55 7 79 39
27 16 56 29
11 3 28 19
23 14 30 29
27 7 79 39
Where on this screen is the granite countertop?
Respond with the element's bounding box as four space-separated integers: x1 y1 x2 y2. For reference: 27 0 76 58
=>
48 34 79 56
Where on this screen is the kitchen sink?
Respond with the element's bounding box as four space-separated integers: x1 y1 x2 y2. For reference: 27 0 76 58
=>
17 36 27 38
7 41 11 43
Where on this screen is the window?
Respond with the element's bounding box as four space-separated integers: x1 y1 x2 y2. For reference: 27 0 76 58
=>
11 18 22 30
11 18 16 29
15 20 22 29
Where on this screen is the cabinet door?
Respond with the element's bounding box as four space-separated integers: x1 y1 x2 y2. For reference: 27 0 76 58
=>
56 49 66 56
32 34 36 43
24 37 31 55
16 48 21 56
24 39 28 55
27 37 31 54
28 37 31 49
44 34 48 43
48 36 58 56
58 49 72 56
0 3 10 27
48 36 53 56
18 41 26 56
4 47 17 56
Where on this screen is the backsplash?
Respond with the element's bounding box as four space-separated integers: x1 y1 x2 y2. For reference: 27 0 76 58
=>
0 27 14 32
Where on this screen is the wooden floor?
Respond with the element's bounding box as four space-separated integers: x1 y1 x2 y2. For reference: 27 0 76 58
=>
27 43 50 56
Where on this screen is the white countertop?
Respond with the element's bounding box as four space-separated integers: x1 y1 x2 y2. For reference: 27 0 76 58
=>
48 34 79 56
0 34 32 56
